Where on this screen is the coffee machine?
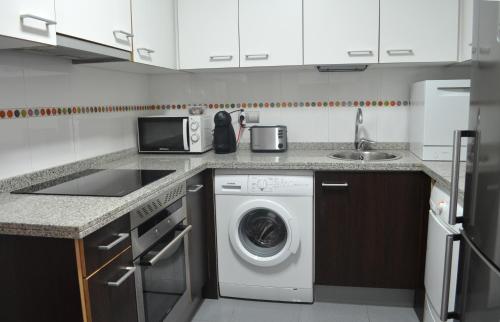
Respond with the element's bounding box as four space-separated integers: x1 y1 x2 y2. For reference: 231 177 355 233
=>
213 111 237 154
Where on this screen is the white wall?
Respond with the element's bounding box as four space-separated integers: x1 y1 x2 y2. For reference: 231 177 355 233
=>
0 52 149 179
149 65 470 143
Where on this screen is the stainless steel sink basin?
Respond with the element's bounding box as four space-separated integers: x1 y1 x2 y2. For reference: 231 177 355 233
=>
328 150 401 161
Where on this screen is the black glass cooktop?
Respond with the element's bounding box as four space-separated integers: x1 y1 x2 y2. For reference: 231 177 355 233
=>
12 169 175 197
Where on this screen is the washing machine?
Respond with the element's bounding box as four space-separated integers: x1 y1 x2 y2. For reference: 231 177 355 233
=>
214 170 314 303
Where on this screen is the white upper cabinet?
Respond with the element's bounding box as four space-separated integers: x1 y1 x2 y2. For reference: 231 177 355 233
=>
55 0 132 51
304 0 379 65
178 0 239 69
380 0 459 63
239 0 303 67
131 0 177 69
0 0 56 48
459 0 473 62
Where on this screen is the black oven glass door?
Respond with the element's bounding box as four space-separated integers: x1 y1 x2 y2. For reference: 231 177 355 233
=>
138 117 188 152
137 224 191 322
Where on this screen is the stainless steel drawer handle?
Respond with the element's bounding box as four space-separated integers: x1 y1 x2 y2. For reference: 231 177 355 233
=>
209 55 233 61
322 183 349 188
113 30 134 38
20 14 57 26
98 233 129 250
440 234 460 320
107 267 136 287
245 54 269 60
387 49 414 56
137 47 155 54
347 50 373 57
187 184 204 193
146 225 192 266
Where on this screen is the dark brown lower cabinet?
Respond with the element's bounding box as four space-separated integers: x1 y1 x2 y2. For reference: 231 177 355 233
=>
315 171 430 289
86 248 137 322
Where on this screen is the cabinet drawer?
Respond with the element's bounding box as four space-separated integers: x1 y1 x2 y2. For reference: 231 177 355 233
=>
86 248 137 322
82 215 131 276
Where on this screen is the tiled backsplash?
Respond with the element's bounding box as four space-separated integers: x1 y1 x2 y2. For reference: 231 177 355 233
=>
0 50 470 180
0 52 149 180
150 65 470 144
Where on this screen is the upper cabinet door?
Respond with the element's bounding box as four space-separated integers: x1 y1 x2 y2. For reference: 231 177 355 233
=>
55 0 132 51
0 0 56 47
304 0 379 65
131 0 177 69
380 0 459 63
239 0 303 67
459 0 473 62
178 0 239 69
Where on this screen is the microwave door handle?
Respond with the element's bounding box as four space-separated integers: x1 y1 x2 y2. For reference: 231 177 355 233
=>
183 118 189 151
143 225 192 266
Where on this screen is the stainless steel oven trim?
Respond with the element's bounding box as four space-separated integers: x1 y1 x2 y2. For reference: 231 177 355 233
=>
133 220 192 322
131 198 186 259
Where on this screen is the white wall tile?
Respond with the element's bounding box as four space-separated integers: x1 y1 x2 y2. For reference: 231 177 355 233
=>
0 119 31 179
28 116 76 171
0 52 25 108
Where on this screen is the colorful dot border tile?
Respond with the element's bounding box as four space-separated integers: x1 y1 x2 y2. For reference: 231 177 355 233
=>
0 100 409 120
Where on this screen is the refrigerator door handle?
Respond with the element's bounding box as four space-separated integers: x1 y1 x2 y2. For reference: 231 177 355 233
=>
450 130 476 225
441 234 461 320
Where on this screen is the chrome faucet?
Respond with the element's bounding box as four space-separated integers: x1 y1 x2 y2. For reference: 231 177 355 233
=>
354 108 375 151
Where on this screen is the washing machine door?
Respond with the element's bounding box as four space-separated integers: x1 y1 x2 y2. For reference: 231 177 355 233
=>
229 199 300 267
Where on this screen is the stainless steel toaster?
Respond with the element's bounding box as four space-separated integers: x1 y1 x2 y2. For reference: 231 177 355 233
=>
250 125 288 152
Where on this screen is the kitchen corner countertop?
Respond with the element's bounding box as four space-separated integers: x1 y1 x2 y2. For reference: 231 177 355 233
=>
0 149 465 239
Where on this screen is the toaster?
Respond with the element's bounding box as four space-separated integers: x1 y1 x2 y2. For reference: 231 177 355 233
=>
250 125 288 152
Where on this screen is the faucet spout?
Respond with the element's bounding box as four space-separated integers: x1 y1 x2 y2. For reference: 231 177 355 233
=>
354 108 363 150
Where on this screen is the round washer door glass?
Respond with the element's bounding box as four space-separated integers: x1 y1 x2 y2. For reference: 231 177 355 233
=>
238 208 288 257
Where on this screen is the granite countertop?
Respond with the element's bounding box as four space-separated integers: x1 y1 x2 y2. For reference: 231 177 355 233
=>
0 148 464 239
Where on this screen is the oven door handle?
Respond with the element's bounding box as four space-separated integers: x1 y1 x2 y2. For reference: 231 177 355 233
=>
183 118 189 151
143 225 192 266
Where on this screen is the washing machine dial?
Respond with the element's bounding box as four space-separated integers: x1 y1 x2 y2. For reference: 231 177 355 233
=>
257 179 268 190
190 121 200 131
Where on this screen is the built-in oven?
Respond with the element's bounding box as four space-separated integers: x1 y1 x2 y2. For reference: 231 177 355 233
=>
130 185 192 322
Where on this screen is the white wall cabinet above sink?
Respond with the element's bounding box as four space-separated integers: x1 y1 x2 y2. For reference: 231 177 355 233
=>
304 0 379 65
178 0 239 69
239 0 303 67
55 0 132 51
379 0 459 63
131 0 177 69
0 0 56 48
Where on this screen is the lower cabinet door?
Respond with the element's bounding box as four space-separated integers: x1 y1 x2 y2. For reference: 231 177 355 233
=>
86 248 138 322
315 172 430 288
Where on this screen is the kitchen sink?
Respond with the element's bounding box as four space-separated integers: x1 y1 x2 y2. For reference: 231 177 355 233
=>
328 150 401 161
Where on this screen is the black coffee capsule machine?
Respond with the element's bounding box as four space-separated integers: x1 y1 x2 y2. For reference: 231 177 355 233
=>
213 111 237 154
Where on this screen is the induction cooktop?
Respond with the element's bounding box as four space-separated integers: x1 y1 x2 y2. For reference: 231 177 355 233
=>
12 169 175 197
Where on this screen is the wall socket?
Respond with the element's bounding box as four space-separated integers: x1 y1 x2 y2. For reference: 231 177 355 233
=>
245 111 260 123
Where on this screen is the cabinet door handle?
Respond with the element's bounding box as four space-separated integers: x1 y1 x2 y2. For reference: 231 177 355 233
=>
322 183 349 188
209 55 233 61
137 47 155 54
187 184 204 193
387 49 414 56
107 267 136 287
98 233 129 250
245 54 269 60
347 50 373 57
20 14 57 26
113 30 134 38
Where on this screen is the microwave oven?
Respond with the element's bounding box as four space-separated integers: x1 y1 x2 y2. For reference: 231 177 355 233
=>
138 115 213 153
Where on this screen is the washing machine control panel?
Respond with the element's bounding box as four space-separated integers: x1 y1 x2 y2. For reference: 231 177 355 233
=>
248 175 313 195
